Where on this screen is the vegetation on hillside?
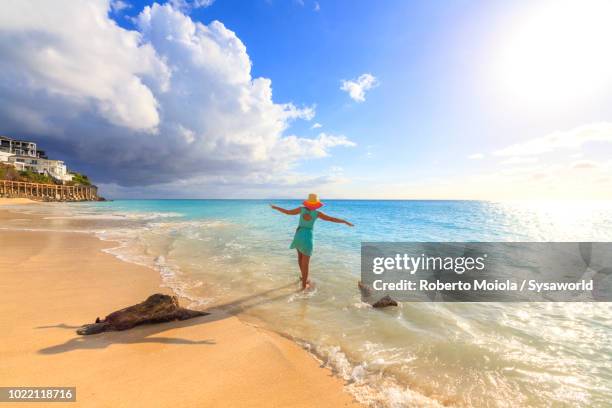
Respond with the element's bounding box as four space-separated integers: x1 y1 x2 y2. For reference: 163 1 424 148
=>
0 163 93 186
0 163 19 181
0 163 56 184
20 170 56 184
68 172 91 186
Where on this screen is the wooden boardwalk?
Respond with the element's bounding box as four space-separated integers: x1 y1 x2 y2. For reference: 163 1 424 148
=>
0 180 98 201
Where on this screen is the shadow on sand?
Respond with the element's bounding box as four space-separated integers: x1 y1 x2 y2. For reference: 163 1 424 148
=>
37 282 298 355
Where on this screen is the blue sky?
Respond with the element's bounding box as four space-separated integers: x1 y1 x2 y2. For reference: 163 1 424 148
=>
2 0 612 198
121 0 502 185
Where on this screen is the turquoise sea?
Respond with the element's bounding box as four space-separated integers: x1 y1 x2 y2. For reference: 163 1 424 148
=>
12 200 612 407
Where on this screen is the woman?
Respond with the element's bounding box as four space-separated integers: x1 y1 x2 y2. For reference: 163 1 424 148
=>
270 194 353 290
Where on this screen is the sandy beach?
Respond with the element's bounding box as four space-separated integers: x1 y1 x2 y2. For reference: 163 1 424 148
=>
0 198 37 205
0 203 359 407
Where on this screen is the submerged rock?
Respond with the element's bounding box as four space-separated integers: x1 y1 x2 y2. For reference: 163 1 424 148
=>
357 281 372 297
358 282 398 308
77 293 209 335
371 295 398 308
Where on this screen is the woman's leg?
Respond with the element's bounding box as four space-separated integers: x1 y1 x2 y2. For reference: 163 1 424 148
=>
297 250 305 282
300 254 311 289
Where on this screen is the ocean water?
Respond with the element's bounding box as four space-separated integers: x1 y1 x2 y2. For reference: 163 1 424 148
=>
7 200 612 407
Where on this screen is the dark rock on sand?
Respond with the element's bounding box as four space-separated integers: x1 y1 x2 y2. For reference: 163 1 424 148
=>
77 293 209 335
372 295 398 308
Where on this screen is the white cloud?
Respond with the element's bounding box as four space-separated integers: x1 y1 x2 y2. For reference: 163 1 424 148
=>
169 0 214 12
314 1 320 11
494 122 612 156
98 170 350 198
449 123 612 199
571 160 600 170
0 0 169 132
110 0 131 12
340 73 378 102
193 0 214 6
273 133 355 161
0 1 353 190
500 156 538 165
311 122 322 129
468 153 484 160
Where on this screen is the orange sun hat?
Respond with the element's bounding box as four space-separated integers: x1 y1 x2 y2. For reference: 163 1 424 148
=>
303 193 323 210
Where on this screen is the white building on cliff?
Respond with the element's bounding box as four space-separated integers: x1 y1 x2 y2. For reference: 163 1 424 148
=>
0 135 73 182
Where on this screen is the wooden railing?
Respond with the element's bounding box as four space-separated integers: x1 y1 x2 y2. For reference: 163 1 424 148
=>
0 180 98 201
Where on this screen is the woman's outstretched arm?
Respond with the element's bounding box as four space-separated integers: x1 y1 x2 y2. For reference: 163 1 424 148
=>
318 211 354 227
270 204 301 215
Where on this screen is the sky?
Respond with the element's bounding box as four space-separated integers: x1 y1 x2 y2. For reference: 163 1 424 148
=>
1 0 612 199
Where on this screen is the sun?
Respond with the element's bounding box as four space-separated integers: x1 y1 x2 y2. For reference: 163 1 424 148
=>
496 0 612 109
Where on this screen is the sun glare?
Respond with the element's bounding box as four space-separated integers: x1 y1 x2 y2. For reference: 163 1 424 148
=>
497 0 612 109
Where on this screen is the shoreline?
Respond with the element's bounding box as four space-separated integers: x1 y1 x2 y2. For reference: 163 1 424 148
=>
0 204 360 407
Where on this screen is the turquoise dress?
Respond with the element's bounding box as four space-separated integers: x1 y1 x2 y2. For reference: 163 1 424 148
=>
290 207 319 256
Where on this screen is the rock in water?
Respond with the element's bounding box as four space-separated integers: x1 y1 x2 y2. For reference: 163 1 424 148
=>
77 293 209 335
357 281 372 297
358 282 398 308
372 295 398 308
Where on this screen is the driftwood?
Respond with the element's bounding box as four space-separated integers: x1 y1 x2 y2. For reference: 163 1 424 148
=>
77 294 209 335
358 281 398 308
